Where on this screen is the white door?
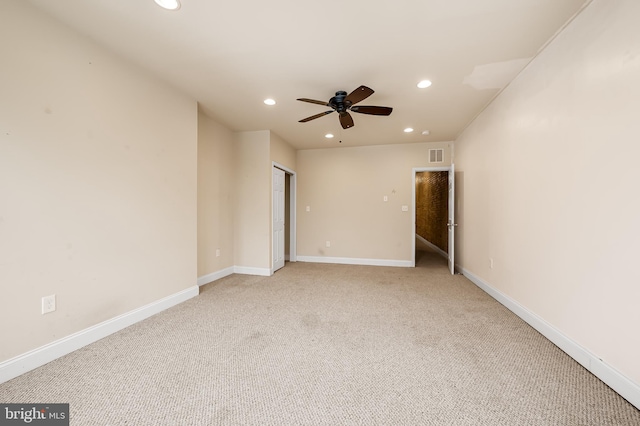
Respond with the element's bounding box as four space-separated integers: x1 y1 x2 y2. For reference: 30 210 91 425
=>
447 164 456 275
272 167 285 272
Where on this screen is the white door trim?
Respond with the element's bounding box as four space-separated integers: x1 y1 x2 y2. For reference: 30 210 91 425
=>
411 166 452 269
272 162 297 274
272 167 285 272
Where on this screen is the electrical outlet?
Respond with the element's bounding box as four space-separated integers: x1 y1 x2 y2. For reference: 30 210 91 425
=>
42 294 56 314
216 248 221 257
326 241 331 247
401 205 409 212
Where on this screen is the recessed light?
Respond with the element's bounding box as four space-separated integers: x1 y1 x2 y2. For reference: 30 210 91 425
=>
325 133 334 139
417 80 432 89
404 128 414 133
264 98 276 106
154 0 181 10
421 130 430 135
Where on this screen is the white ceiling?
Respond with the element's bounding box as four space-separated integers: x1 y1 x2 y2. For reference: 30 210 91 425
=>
27 0 590 150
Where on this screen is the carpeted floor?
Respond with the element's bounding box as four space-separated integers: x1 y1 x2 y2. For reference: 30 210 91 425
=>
1 245 639 425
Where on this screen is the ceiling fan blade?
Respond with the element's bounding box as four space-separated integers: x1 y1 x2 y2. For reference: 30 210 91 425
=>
345 85 374 105
339 112 354 129
297 98 330 107
299 110 334 123
350 105 393 116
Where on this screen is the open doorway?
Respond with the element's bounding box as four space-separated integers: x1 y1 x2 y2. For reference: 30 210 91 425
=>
284 173 291 261
272 162 297 274
412 166 455 273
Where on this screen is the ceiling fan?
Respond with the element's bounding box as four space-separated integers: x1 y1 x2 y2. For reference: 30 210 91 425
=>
297 85 393 129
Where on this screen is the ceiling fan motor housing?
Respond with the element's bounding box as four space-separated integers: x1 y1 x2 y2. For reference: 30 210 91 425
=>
329 91 350 113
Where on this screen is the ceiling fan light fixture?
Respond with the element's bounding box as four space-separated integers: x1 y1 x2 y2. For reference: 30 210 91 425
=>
263 98 276 106
417 80 432 89
404 128 414 133
154 0 181 10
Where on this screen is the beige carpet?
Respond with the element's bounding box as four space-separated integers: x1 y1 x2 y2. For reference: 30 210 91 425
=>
1 246 639 425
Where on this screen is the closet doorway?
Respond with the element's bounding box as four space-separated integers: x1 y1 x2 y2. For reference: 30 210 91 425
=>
272 162 297 274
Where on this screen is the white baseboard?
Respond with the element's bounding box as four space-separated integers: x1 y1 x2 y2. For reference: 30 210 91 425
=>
233 266 272 276
199 265 271 282
197 266 234 286
297 256 412 268
0 285 199 385
198 265 274 283
461 267 640 410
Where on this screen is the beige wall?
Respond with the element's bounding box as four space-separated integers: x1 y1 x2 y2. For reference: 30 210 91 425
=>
197 109 235 276
233 131 271 270
455 0 640 384
270 132 296 171
199 128 296 276
296 142 451 262
0 1 197 362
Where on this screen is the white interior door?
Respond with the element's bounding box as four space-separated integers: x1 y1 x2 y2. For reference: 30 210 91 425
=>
272 167 285 272
447 164 456 274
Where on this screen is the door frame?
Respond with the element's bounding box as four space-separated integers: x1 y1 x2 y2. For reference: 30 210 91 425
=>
411 166 453 270
272 166 286 272
271 162 297 274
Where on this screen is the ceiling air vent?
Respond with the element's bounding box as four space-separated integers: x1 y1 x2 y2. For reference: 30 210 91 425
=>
429 148 444 163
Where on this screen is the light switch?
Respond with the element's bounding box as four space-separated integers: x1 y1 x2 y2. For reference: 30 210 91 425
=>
383 195 388 202
306 206 310 212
